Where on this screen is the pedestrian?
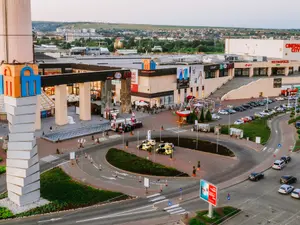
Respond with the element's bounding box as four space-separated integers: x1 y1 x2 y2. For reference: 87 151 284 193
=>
49 126 52 132
99 164 102 171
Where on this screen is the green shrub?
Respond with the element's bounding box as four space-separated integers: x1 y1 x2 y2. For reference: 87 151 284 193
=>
0 158 3 163
205 110 212 122
297 130 300 134
288 116 300 124
106 148 188 177
0 207 13 219
0 166 6 175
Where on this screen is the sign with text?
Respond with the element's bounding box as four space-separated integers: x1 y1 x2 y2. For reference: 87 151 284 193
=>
131 69 138 84
271 60 289 64
177 67 190 89
200 179 217 207
285 44 300 53
144 177 150 188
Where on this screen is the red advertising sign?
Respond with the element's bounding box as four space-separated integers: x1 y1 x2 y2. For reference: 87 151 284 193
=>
286 44 300 53
200 179 218 207
271 60 289 64
245 64 252 67
131 84 138 92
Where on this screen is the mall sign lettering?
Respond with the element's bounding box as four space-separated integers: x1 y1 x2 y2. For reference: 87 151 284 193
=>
286 44 300 53
271 60 289 64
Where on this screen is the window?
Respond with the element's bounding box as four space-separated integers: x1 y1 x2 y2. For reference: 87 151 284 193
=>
219 70 228 77
205 71 216 79
184 89 187 93
242 68 250 76
190 87 193 92
196 87 199 91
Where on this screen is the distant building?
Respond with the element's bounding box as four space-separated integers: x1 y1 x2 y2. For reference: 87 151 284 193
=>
115 49 137 55
70 47 110 55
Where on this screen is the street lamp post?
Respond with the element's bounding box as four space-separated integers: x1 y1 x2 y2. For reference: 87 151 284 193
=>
266 96 269 111
137 130 140 156
216 131 219 153
123 131 125 150
196 126 199 150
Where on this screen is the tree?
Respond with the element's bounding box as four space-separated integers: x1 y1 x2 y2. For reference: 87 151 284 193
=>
205 109 212 122
200 108 205 123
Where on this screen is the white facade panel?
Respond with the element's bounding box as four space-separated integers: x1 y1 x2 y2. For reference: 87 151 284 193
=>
4 96 37 107
7 172 40 187
8 189 40 206
282 41 300 60
8 140 36 151
9 133 35 142
7 113 36 124
6 163 39 178
8 122 35 133
5 104 36 116
7 181 40 196
6 154 38 169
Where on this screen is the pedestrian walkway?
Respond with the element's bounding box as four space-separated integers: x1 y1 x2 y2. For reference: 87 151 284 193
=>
165 127 188 134
40 155 59 163
146 193 188 215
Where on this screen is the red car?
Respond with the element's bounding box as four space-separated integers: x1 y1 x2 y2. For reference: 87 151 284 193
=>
241 117 250 123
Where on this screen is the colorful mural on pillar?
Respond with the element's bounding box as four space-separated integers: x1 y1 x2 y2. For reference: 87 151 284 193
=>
1 64 41 206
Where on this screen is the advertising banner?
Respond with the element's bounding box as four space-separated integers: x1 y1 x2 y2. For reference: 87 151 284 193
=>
177 67 190 89
131 69 139 84
190 65 203 87
200 179 217 207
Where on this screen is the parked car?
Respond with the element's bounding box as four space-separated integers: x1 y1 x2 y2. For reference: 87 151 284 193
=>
281 156 291 164
234 119 244 125
142 139 156 146
239 106 247 111
218 109 229 115
156 145 173 155
291 189 300 199
254 112 263 118
227 109 236 114
275 97 285 101
295 121 300 129
158 142 175 149
241 117 250 123
249 172 264 181
242 104 252 109
278 184 294 194
272 159 286 170
137 143 152 152
280 175 297 184
245 116 253 121
212 113 221 120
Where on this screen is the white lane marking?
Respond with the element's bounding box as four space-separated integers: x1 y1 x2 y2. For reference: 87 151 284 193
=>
164 204 179 210
152 199 168 205
170 209 186 215
262 147 267 152
179 211 189 215
93 164 99 170
149 196 166 202
38 218 62 223
76 205 155 223
268 148 274 153
274 148 279 154
40 155 59 163
147 193 160 198
167 207 183 213
117 176 125 180
114 171 129 176
101 176 116 180
275 130 278 134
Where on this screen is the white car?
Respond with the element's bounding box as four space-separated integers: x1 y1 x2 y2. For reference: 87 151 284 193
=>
254 112 263 118
272 160 286 170
275 97 285 101
278 184 294 194
291 189 300 199
234 119 244 125
245 116 253 121
218 110 229 115
142 139 156 146
275 107 285 112
212 114 220 120
260 110 271 116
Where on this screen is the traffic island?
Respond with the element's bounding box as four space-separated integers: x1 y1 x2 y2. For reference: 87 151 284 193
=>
106 148 189 177
187 206 240 225
0 167 128 219
155 137 234 157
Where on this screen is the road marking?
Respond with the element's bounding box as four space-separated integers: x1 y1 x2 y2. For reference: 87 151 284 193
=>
152 199 168 205
262 147 267 152
38 218 62 223
274 148 279 154
147 193 160 198
164 204 179 210
170 209 186 215
275 130 278 134
114 171 129 176
268 148 274 153
167 207 183 213
101 176 116 180
40 155 59 163
149 196 166 202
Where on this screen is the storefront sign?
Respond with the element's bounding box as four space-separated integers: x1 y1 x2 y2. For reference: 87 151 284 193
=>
273 78 282 88
131 84 138 92
219 63 234 70
177 67 190 89
131 70 138 84
204 65 219 71
123 71 132 78
114 72 122 79
245 64 252 67
271 60 289 64
285 44 300 53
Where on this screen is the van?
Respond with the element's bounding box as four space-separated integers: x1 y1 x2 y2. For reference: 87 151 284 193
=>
272 160 285 170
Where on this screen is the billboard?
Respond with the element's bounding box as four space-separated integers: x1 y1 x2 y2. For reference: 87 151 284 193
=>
131 69 138 84
200 179 217 207
177 67 190 89
190 65 203 87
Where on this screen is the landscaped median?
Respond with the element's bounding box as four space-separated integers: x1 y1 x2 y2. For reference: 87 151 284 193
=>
188 206 240 225
0 167 128 219
106 148 189 177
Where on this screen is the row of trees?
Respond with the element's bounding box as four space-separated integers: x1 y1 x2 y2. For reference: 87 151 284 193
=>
188 108 212 124
36 36 225 54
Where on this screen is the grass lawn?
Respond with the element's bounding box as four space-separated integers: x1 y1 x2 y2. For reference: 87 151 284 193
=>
293 140 300 152
189 206 240 225
221 118 270 145
15 167 128 217
106 148 189 177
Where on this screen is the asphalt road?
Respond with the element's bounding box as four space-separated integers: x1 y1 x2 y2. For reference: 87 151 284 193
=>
0 110 289 225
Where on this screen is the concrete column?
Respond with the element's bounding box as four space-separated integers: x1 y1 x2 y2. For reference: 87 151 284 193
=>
115 82 121 103
215 70 220 78
35 95 41 130
79 82 91 121
120 78 131 113
105 80 112 110
231 68 235 77
55 85 68 126
268 67 272 76
100 81 106 116
249 67 254 77
285 67 289 76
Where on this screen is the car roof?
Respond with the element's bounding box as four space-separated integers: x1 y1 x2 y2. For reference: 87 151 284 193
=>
251 172 258 175
281 175 292 178
293 189 300 193
281 184 292 188
274 160 284 163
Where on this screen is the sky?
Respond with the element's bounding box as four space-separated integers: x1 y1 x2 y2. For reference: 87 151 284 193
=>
31 0 300 29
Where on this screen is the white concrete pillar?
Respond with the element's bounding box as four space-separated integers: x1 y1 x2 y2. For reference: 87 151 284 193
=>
0 0 33 63
249 67 254 77
55 85 68 126
285 67 289 76
79 82 91 121
115 82 121 103
35 95 41 130
215 70 220 78
268 67 272 76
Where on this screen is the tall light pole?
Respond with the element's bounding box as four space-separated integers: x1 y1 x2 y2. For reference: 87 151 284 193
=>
216 131 219 153
266 96 269 111
137 130 140 156
295 97 298 117
123 131 125 150
196 125 199 150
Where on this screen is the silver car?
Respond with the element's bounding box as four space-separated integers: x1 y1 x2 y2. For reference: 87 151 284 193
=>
291 188 300 199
